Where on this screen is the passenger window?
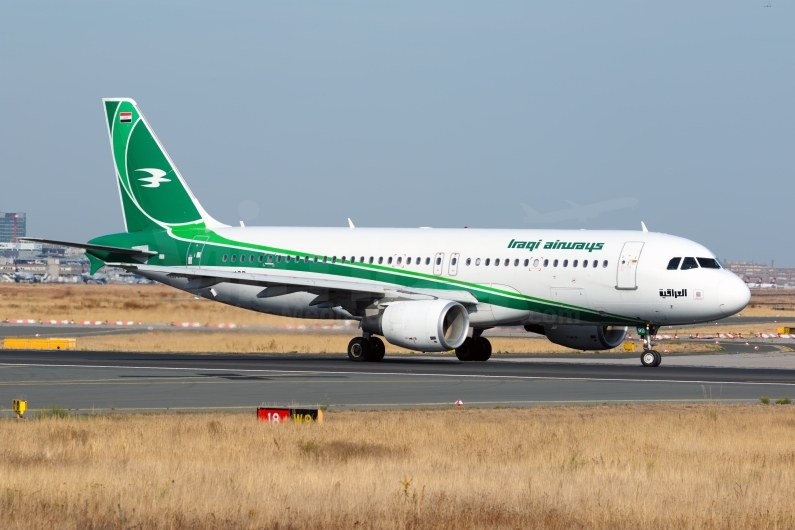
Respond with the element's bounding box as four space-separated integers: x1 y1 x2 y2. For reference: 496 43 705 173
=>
592 260 597 268
563 259 568 267
451 257 457 266
258 255 263 263
543 259 549 267
494 259 500 266
436 257 441 265
553 259 558 267
369 257 374 264
534 259 540 267
388 257 393 265
485 258 491 266
378 257 383 264
505 259 509 267
268 255 273 263
341 256 345 263
286 256 291 263
697 257 721 269
332 256 337 263
602 260 608 268
222 254 228 262
466 258 471 266
425 257 430 265
416 257 420 264
476 258 481 266
407 257 412 265
667 257 682 270
681 257 699 270
514 259 519 266
573 260 578 268
276 256 282 263
397 257 403 265
313 256 318 263
323 256 327 263
582 260 588 268
359 256 365 263
524 259 529 267
231 255 237 262
249 255 254 263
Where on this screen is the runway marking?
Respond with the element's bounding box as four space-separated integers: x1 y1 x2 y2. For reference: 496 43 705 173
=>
1 362 795 387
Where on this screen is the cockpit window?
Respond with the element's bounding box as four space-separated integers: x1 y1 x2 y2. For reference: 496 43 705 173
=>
680 257 699 270
697 257 721 269
667 257 681 270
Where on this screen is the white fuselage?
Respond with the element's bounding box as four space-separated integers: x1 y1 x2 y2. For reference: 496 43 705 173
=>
153 227 751 329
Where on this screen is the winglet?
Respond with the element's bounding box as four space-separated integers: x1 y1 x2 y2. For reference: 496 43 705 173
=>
348 218 355 229
641 221 648 232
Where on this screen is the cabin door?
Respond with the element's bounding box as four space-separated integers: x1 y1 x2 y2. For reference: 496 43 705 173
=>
616 241 644 290
186 236 209 268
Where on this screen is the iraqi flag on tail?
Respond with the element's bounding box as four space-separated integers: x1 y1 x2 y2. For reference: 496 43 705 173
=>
119 111 132 123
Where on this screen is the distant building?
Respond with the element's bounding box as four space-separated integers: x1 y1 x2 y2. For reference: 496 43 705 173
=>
724 261 795 288
0 212 26 243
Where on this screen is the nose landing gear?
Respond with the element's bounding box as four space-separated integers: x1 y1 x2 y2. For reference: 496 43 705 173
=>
640 324 661 367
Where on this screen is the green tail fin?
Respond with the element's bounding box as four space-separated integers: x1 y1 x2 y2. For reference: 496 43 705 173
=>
102 98 223 232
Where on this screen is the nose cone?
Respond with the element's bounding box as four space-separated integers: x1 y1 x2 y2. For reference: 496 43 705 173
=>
718 274 751 316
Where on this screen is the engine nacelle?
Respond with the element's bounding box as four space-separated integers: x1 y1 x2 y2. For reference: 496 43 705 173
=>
364 300 469 352
526 324 627 351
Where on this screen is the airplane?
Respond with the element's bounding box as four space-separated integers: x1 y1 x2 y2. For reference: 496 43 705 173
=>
521 198 639 224
14 270 36 283
22 98 751 367
81 272 107 284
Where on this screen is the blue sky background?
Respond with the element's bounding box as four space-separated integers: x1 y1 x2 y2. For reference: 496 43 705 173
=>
1 2 792 264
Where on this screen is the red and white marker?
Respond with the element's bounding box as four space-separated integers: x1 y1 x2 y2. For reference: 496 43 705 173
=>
454 400 464 407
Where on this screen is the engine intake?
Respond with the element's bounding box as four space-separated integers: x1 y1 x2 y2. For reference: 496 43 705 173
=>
525 324 627 351
363 300 469 352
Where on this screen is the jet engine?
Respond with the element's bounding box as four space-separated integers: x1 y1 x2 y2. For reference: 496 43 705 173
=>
363 300 469 352
525 324 627 351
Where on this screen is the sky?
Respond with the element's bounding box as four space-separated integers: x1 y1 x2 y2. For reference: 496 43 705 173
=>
1 2 793 265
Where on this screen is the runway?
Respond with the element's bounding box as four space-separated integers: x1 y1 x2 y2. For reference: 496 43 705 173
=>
2 349 795 415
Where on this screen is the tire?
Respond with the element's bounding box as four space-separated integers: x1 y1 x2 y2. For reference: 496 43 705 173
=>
473 337 492 362
455 337 477 361
347 337 372 362
368 336 386 362
640 350 656 367
652 350 662 367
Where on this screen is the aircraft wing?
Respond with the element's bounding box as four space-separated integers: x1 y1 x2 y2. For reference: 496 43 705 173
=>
119 264 479 305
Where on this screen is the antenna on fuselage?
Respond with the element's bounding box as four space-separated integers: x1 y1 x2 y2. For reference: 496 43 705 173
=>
348 218 355 229
641 221 648 232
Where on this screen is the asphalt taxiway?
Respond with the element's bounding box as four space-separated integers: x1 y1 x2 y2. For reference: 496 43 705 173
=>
2 349 795 415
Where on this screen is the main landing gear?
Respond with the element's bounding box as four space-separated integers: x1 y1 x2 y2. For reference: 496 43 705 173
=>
640 324 661 368
455 333 492 362
347 335 386 362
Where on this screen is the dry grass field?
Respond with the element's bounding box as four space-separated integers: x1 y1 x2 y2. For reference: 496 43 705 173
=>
2 405 795 529
0 284 319 327
76 330 724 355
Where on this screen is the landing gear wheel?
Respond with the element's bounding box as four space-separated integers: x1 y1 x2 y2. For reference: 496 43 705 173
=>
455 337 477 361
641 349 659 367
347 337 372 362
473 337 492 362
368 336 386 362
652 350 662 367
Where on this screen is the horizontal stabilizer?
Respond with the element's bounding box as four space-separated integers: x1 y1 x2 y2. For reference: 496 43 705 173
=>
19 238 157 256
